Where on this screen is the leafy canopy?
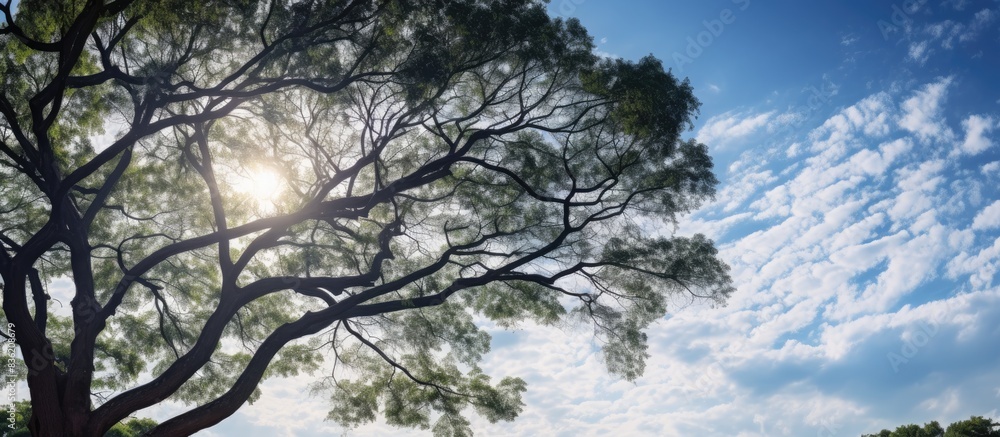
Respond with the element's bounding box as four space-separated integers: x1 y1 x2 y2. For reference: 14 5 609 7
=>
863 416 1000 437
0 0 733 435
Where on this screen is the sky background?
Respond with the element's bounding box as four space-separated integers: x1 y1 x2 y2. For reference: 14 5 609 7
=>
15 0 1000 435
195 1 1000 436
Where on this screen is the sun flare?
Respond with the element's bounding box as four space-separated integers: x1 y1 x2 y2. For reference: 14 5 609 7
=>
232 167 283 210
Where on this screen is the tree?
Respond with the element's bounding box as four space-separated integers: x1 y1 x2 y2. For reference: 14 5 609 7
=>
1 401 157 437
945 416 1000 436
0 400 31 436
864 417 1000 437
103 418 157 437
860 422 944 437
0 0 733 435
1 400 156 437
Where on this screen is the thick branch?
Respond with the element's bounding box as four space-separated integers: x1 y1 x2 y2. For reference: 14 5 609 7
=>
142 306 336 436
27 268 48 331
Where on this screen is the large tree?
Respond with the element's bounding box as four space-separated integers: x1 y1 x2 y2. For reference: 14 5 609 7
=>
863 416 1000 437
0 0 733 435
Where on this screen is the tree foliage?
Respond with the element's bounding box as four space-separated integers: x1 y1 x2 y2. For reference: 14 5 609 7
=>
0 0 733 435
0 400 31 437
1 401 155 437
863 416 1000 437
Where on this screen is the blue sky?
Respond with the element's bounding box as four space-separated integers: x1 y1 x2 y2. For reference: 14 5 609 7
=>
188 2 1000 436
14 0 999 436
185 1 1000 436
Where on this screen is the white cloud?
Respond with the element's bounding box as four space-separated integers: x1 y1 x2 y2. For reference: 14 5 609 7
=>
806 92 893 158
921 9 995 50
696 110 777 147
698 78 1000 343
983 161 1000 175
926 21 950 39
958 114 996 155
965 9 996 41
886 159 946 223
944 0 969 10
626 78 1000 436
898 76 955 143
682 212 754 241
972 200 1000 231
847 93 894 137
908 40 932 64
594 49 617 59
973 9 995 25
725 171 778 206
948 238 1000 289
926 21 965 49
232 374 343 437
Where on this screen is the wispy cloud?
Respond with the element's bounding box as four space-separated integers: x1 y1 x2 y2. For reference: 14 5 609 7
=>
668 77 1000 433
944 0 970 11
958 114 997 156
972 200 1000 231
898 76 955 143
697 111 781 147
908 40 932 64
920 8 996 50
